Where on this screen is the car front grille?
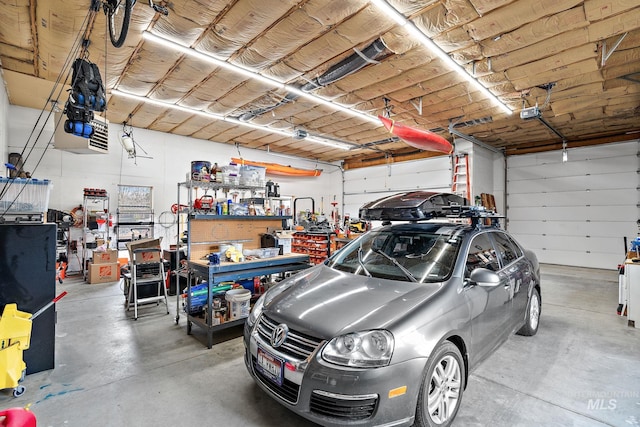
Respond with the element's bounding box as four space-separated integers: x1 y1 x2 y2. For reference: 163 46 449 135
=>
256 315 323 360
310 390 378 420
252 356 300 404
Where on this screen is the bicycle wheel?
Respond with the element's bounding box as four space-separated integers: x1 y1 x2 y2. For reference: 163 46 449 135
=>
107 0 133 48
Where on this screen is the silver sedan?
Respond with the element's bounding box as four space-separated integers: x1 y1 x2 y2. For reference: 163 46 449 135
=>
244 221 541 427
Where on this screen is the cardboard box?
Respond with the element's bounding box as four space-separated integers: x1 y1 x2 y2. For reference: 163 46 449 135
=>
93 249 117 264
126 238 162 264
88 262 120 284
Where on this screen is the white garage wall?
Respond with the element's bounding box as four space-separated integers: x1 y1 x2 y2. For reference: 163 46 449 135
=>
506 141 640 270
5 105 342 248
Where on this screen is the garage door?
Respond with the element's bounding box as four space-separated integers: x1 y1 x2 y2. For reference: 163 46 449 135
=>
343 156 452 221
506 141 639 270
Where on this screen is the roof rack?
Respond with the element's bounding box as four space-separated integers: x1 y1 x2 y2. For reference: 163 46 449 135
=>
442 205 505 229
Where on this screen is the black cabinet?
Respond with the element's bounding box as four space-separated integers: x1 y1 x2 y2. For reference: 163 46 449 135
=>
0 224 56 374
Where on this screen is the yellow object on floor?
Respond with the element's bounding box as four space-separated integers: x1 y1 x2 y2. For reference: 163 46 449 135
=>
0 303 32 397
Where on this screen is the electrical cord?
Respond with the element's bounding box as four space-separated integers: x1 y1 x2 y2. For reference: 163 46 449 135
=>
0 5 101 217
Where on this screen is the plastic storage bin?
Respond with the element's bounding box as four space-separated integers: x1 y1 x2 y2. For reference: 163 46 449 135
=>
239 165 266 187
220 163 240 186
0 178 52 214
0 304 32 398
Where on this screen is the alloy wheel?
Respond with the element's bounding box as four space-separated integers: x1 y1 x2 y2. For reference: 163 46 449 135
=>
427 354 461 424
529 292 540 330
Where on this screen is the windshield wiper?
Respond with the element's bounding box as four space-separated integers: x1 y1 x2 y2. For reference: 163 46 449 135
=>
372 248 417 282
358 244 372 277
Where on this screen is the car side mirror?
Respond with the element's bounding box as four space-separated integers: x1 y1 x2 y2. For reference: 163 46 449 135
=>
467 268 500 287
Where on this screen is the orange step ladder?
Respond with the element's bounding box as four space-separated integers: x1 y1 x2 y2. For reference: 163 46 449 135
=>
452 153 470 201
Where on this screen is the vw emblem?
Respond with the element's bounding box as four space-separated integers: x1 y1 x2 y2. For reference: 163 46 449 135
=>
271 324 289 348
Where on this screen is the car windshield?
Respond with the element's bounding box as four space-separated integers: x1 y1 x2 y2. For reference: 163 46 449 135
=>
328 224 463 283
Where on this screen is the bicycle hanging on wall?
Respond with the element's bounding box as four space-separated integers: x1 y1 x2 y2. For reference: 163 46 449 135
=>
103 0 169 48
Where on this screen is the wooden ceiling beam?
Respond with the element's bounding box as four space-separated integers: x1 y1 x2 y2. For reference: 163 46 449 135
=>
505 130 640 156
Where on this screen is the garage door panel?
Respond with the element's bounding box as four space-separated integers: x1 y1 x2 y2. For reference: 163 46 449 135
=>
346 170 450 193
348 158 450 177
508 156 637 181
508 171 637 193
507 141 638 269
508 142 637 168
533 249 620 270
508 220 631 238
508 205 636 222
513 234 623 254
507 189 632 207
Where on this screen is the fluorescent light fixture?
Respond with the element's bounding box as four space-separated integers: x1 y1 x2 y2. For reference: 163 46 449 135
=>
305 135 353 150
111 89 352 149
142 31 380 125
370 0 411 26
369 0 512 115
143 32 284 90
224 116 292 138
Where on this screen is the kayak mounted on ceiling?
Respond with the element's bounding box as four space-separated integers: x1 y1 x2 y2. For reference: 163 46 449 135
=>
231 158 322 177
378 116 453 154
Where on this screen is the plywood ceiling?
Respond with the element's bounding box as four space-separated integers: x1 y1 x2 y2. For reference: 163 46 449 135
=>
0 0 638 166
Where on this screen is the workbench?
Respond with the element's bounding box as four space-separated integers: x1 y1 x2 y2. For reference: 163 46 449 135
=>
177 253 310 348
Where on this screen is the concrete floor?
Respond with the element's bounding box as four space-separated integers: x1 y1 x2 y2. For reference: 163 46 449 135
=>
1 264 639 426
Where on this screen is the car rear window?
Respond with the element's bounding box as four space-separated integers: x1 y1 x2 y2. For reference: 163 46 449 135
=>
492 232 523 267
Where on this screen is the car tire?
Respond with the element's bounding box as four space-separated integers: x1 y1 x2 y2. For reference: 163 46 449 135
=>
517 287 541 336
414 341 465 427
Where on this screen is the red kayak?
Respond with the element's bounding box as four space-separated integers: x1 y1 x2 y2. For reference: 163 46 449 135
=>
379 116 453 154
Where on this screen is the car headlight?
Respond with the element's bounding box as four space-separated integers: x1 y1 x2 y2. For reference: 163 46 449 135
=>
321 330 394 368
247 293 265 326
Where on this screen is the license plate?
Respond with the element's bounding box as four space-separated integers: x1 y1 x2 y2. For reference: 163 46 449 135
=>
256 346 284 386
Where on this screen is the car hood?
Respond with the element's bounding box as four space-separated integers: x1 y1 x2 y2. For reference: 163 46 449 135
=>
262 265 443 339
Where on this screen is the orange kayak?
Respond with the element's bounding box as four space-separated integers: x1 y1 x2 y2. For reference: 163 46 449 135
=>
231 158 322 177
379 116 453 154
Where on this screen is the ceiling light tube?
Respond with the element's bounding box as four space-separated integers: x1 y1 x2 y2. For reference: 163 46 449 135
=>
143 31 380 125
111 89 356 149
305 135 353 150
112 89 224 119
369 0 512 115
224 117 292 138
369 0 410 26
143 32 284 90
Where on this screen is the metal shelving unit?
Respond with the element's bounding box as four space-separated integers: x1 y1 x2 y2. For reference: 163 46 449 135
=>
175 180 307 347
81 192 109 280
176 180 276 259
